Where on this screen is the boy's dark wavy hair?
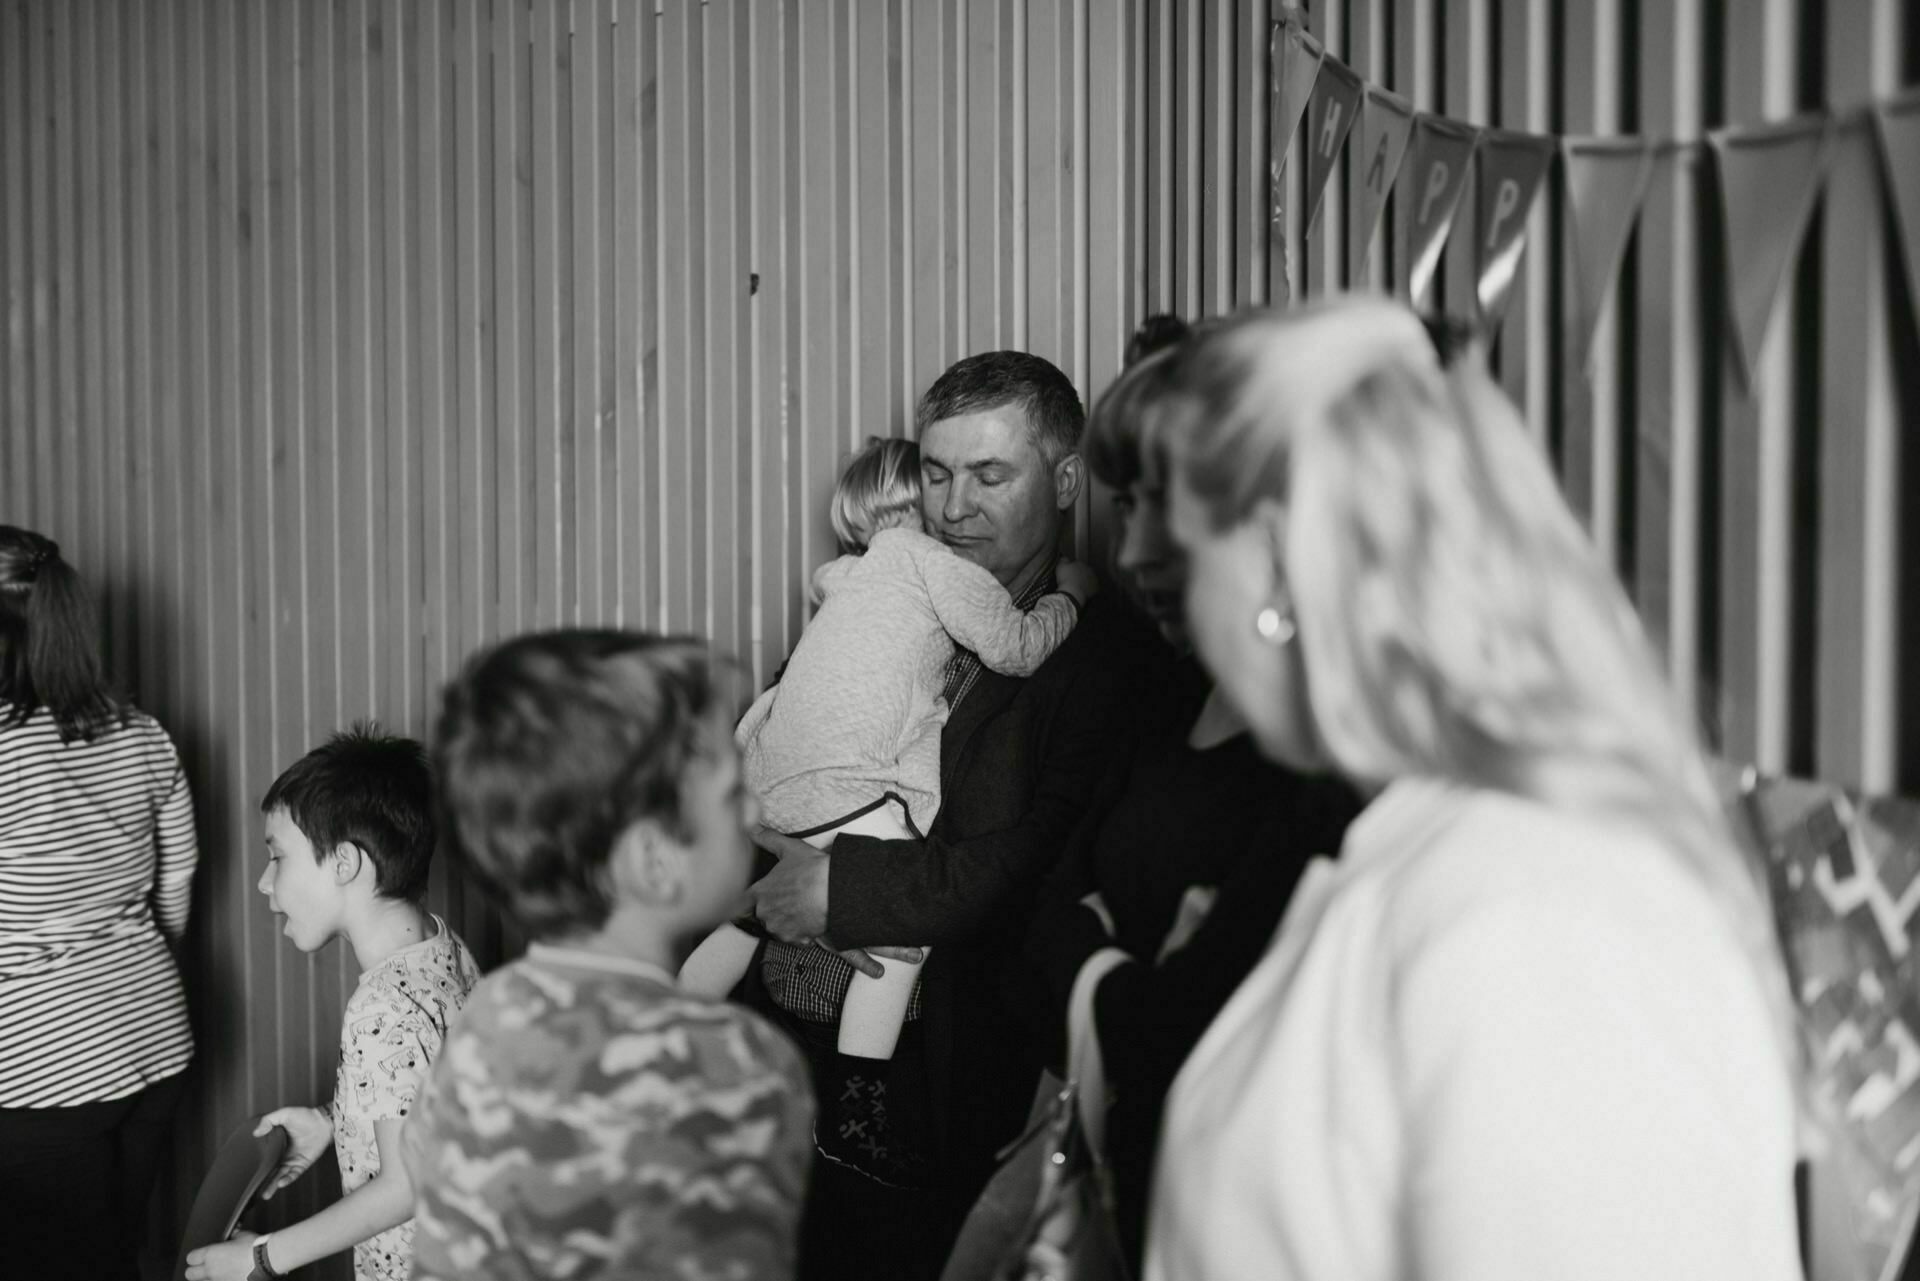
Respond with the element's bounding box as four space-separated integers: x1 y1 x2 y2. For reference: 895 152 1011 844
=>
431 630 734 941
263 724 436 902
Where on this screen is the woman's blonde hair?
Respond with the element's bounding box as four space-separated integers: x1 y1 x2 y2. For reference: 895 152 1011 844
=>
831 436 923 552
1163 295 1799 1080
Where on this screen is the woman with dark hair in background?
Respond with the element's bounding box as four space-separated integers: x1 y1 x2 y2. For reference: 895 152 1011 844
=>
1020 317 1361 1269
0 526 200 1281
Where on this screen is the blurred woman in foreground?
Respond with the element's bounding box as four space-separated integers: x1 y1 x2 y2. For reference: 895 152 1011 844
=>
1144 298 1803 1281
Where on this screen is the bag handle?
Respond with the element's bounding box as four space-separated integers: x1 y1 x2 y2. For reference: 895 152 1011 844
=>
1065 947 1129 1165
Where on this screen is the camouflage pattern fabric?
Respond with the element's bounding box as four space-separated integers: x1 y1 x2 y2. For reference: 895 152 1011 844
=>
402 947 813 1280
1737 772 1920 1281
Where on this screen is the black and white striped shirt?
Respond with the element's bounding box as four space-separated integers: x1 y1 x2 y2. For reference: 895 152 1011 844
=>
0 706 198 1106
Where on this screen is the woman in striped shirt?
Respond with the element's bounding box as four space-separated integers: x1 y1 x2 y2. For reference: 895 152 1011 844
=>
0 525 200 1281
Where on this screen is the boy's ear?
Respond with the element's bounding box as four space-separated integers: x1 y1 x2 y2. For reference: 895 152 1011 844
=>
330 841 368 888
609 821 686 909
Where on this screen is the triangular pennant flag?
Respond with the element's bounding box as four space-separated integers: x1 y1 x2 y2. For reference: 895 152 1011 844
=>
1874 88 1920 339
1350 85 1415 279
1303 55 1364 238
1562 137 1656 373
1472 130 1556 328
1401 115 1480 309
1709 114 1832 393
1267 20 1324 304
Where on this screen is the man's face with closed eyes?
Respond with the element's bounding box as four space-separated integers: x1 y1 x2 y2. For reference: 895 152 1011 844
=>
919 405 1075 592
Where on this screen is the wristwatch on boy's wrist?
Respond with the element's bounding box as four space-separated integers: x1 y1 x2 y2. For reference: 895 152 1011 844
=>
251 1233 286 1280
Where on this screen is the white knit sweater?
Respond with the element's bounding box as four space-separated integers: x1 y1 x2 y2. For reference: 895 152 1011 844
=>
738 527 1078 836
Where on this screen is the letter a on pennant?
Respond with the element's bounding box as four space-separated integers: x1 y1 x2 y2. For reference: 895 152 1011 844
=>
1350 85 1415 281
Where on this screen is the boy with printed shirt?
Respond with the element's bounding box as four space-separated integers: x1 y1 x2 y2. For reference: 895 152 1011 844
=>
185 727 478 1281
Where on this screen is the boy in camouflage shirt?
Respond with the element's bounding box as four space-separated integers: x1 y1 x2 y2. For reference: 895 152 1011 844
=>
403 632 813 1279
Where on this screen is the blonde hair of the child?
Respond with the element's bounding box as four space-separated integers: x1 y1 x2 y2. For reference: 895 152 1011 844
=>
830 436 923 552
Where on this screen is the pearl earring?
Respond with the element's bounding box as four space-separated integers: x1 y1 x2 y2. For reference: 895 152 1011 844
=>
1254 606 1296 645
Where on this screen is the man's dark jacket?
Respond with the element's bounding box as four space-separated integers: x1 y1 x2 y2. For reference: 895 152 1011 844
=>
743 588 1164 1242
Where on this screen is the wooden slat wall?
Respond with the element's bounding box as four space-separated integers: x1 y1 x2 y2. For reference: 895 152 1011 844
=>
1136 0 1920 801
0 1 1141 1273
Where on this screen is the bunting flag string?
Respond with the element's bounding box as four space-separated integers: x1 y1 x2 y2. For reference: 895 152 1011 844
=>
1266 20 1920 388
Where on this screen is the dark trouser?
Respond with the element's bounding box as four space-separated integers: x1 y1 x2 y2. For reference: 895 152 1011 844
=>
801 1146 950 1281
0 1072 189 1281
777 1014 956 1281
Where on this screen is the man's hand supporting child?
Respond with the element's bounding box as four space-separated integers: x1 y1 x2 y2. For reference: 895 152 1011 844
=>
748 827 925 978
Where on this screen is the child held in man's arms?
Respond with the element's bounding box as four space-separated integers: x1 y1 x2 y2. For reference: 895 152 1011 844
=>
679 435 1096 1060
402 631 814 1281
185 727 479 1281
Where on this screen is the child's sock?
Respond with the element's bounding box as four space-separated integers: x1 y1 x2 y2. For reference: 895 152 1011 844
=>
835 949 926 1059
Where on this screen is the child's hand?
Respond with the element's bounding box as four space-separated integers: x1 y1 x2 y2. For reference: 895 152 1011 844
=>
1055 558 1099 607
183 1232 260 1281
255 1105 333 1199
